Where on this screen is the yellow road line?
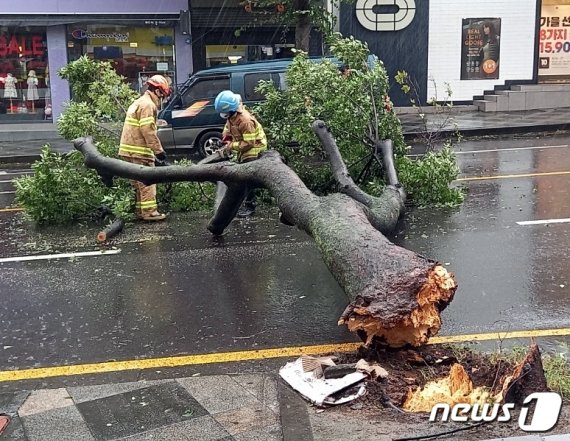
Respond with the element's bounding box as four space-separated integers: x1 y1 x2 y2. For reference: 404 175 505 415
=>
0 343 360 383
0 208 23 213
429 327 570 344
1 328 570 383
457 170 570 182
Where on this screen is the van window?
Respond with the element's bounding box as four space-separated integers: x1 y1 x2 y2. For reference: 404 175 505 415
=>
244 73 272 101
244 71 287 101
182 76 230 107
273 72 287 91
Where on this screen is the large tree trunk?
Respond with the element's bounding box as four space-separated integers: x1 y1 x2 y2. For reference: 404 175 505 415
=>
294 0 311 52
73 122 457 347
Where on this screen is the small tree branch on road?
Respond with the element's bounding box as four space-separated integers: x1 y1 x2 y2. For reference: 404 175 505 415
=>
73 124 457 347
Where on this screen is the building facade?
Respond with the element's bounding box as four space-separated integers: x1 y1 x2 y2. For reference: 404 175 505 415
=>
340 0 570 105
190 0 322 73
0 0 191 123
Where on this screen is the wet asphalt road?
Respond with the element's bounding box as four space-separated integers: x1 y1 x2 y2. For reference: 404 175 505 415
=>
0 134 569 371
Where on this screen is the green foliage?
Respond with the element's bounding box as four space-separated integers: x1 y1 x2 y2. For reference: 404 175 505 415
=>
59 55 138 119
58 56 136 142
15 147 110 224
396 144 464 207
256 34 460 205
490 346 570 402
257 35 404 166
544 354 570 401
157 159 216 212
58 56 101 103
16 57 212 225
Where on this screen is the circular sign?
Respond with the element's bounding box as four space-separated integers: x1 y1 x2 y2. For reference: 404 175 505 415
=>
483 59 497 74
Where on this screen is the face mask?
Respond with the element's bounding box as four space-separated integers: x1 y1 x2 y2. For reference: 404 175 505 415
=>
220 113 230 119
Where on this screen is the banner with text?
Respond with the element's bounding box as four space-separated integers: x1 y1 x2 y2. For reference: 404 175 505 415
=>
539 5 570 77
461 18 501 80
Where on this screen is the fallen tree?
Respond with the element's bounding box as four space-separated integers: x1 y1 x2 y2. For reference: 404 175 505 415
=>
74 121 457 347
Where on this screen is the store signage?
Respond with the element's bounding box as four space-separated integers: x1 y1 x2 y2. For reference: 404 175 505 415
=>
355 0 416 32
144 20 169 26
0 34 44 57
460 18 501 80
71 30 130 43
539 6 570 77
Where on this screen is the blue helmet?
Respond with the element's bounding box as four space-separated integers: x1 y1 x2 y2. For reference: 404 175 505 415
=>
214 90 241 113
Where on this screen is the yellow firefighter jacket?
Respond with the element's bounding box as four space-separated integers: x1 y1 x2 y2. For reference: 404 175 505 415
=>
118 91 164 161
223 105 267 162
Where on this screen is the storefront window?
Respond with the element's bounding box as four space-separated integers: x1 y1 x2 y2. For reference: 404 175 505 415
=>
0 26 50 121
205 44 295 67
66 24 175 93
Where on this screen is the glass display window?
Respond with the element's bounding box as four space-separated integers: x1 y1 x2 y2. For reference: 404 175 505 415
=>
0 26 50 120
66 24 175 92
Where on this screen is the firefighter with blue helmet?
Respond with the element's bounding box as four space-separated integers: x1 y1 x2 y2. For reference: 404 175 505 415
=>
214 90 267 217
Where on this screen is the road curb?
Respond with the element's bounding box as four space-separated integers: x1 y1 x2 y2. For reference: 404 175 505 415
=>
278 379 314 441
403 123 570 139
0 155 40 165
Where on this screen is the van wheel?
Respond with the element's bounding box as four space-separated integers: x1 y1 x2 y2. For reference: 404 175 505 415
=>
197 131 223 158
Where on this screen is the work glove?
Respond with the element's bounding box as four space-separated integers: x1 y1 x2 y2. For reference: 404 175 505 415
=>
219 145 233 159
154 151 170 167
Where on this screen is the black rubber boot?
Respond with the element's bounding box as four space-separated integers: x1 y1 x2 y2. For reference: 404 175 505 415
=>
237 190 256 218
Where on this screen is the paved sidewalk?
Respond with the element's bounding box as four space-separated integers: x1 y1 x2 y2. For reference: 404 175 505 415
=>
2 372 569 441
1 374 283 441
1 107 570 163
398 107 570 136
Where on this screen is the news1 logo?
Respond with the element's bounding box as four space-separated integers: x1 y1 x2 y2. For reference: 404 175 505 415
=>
355 0 416 32
430 392 563 432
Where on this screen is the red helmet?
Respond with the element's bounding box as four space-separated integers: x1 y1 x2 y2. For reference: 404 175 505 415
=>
147 74 171 97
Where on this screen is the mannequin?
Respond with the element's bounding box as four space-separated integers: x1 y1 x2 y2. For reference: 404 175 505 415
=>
27 70 39 113
3 73 18 113
45 66 51 106
139 74 149 93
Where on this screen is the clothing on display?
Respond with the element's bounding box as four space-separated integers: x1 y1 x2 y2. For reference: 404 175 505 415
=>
27 70 39 101
3 74 18 99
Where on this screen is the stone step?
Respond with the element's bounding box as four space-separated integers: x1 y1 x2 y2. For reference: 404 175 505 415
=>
474 99 497 112
511 84 570 92
483 94 509 111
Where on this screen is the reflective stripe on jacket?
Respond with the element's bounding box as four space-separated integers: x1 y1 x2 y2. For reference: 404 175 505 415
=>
119 91 164 160
222 105 267 162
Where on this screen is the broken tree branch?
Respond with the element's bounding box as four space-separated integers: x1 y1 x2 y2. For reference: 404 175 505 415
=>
311 120 405 234
73 123 457 347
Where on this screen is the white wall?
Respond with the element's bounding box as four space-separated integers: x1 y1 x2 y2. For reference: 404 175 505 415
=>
428 0 537 101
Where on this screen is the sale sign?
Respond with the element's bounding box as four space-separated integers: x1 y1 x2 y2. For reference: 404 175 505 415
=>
0 34 45 58
539 5 570 77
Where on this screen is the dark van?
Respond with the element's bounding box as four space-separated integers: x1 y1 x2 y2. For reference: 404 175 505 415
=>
157 59 290 157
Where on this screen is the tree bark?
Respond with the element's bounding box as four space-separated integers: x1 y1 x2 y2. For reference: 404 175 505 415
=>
73 125 457 347
496 342 549 404
294 0 311 52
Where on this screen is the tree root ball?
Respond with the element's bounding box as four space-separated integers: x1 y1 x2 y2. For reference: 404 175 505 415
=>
340 266 457 347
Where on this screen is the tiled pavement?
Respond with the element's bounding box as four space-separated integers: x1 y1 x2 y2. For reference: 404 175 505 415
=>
0 375 284 441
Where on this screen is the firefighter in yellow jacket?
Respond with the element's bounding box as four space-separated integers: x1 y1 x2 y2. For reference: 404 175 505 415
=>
214 90 267 217
119 75 170 221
